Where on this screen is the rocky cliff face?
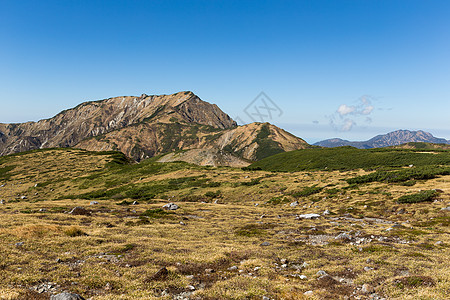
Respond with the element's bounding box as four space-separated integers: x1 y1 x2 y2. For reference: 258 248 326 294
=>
0 92 236 156
314 130 450 149
0 92 310 166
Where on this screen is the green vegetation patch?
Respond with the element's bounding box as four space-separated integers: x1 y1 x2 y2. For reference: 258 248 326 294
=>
397 190 438 204
247 147 450 172
291 185 323 197
347 166 450 184
0 165 15 180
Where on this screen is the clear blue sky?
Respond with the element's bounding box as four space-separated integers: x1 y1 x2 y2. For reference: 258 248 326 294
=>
1 0 449 143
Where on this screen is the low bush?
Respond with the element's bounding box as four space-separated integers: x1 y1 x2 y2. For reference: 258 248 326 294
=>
397 190 438 204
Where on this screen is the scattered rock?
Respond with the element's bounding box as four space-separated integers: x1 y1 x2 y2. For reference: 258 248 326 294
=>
228 266 238 271
50 292 85 300
316 270 327 276
148 267 169 281
364 266 374 272
89 201 99 205
20 196 27 200
290 201 299 208
361 283 374 294
162 203 179 210
440 207 450 211
323 209 331 215
69 207 91 215
297 213 321 219
304 290 313 296
335 232 352 241
260 242 271 246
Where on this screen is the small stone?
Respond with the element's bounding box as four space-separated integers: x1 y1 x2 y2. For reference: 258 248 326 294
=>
187 285 195 291
205 268 215 273
162 203 179 210
280 258 288 264
297 213 321 219
304 291 313 296
262 296 271 300
0 200 5 204
228 266 238 271
440 207 450 211
132 201 139 205
69 207 90 215
364 266 373 272
15 242 24 246
90 201 99 205
149 267 169 280
435 241 443 245
56 258 62 263
361 283 374 294
20 196 27 200
281 264 288 268
254 267 261 271
179 221 186 226
299 275 307 280
323 209 331 215
290 201 299 208
335 232 352 241
39 208 46 212
260 242 270 246
316 270 327 276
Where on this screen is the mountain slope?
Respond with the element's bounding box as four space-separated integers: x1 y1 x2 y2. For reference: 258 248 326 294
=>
314 130 450 149
0 92 236 156
76 122 311 164
0 92 310 165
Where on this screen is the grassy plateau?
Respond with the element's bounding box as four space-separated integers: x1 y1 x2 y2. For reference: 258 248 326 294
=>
0 147 449 299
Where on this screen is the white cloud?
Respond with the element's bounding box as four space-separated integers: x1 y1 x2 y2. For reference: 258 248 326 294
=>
362 105 374 115
341 119 355 131
329 95 377 132
337 104 356 116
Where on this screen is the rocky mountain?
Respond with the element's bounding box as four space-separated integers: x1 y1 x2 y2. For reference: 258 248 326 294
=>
0 92 310 166
314 130 450 149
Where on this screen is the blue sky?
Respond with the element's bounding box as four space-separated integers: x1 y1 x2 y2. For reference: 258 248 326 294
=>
1 0 449 143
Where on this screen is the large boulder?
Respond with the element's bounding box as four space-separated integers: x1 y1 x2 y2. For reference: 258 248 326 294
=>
50 292 85 300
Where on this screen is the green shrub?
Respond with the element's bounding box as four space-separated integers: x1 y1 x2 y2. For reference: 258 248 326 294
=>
291 185 323 197
397 190 438 204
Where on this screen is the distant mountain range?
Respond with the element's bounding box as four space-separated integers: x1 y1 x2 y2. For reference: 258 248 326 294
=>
314 130 450 149
0 92 310 166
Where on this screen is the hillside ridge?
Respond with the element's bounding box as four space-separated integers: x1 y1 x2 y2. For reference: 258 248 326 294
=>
0 92 310 165
314 129 450 149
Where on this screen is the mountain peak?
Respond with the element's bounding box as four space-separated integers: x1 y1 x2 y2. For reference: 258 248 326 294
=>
314 129 450 149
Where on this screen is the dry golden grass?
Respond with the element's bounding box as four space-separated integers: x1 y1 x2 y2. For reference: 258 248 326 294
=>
0 149 449 299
